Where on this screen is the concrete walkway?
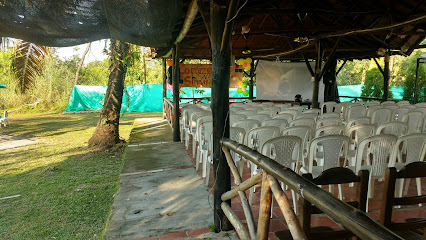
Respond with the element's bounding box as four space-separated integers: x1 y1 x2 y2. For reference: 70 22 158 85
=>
105 117 237 240
0 133 39 151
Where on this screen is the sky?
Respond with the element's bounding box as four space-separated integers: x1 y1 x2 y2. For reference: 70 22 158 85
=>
54 40 109 63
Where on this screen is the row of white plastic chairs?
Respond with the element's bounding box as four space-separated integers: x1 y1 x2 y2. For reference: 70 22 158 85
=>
179 101 426 190
229 123 426 211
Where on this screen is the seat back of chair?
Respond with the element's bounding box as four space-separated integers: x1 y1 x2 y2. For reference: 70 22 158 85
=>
371 108 392 125
380 162 426 230
301 168 369 239
261 119 288 130
262 136 302 169
376 122 408 137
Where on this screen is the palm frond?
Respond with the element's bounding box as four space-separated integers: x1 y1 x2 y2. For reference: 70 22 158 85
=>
13 40 50 93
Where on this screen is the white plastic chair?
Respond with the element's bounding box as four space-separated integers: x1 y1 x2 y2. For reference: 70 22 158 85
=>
300 135 349 181
289 118 315 128
261 119 288 130
345 105 366 123
247 114 270 122
273 113 294 123
414 107 426 116
321 101 337 114
346 117 371 129
389 133 426 198
366 105 383 117
353 134 397 210
345 124 376 168
371 108 392 125
238 110 257 116
391 107 409 122
303 109 321 115
231 119 260 133
181 106 203 143
229 127 246 174
397 100 410 107
317 112 340 120
315 125 346 137
257 110 278 118
381 101 396 106
385 105 399 111
278 109 299 119
375 122 408 137
194 115 212 157
402 111 423 134
365 101 381 108
198 121 213 179
281 126 313 166
230 114 246 124
297 113 318 119
315 118 342 129
0 111 8 127
256 136 303 209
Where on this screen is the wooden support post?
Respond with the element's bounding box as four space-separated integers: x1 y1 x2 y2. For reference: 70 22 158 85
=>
249 60 255 100
210 0 234 232
172 44 180 142
257 172 272 240
383 54 390 101
162 58 167 119
312 40 323 109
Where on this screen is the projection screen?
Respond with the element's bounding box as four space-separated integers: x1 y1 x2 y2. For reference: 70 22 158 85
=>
256 60 324 102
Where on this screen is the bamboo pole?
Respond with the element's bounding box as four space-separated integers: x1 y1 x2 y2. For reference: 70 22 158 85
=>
222 147 257 238
221 202 251 239
267 175 307 240
221 173 262 201
257 172 272 240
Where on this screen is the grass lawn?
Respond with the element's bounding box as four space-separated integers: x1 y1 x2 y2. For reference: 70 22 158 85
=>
0 111 162 239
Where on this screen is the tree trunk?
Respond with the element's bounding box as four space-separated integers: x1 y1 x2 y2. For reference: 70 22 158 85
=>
88 40 129 148
142 46 147 84
74 42 91 85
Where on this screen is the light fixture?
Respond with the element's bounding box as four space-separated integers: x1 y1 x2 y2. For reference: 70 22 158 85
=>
242 33 251 55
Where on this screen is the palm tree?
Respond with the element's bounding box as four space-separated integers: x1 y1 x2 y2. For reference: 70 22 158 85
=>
12 40 50 93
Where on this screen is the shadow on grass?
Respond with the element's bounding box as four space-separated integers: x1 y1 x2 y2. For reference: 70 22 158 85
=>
0 147 125 240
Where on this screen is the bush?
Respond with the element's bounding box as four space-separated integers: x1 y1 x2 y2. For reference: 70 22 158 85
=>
361 67 393 99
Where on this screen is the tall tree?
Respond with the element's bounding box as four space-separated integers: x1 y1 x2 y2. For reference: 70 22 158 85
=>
88 39 130 148
74 42 91 85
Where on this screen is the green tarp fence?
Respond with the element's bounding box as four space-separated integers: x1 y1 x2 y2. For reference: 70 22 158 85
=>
64 84 405 112
338 84 404 102
64 84 257 112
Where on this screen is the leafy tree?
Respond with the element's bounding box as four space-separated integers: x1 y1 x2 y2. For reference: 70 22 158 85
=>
336 59 368 86
361 67 393 99
401 50 426 103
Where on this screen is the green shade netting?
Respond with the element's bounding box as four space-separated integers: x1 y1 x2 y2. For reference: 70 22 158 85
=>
338 84 404 102
64 85 257 112
65 84 405 113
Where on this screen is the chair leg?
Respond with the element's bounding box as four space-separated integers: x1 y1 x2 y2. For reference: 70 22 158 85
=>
338 184 343 200
201 149 207 178
403 179 411 195
195 146 200 171
291 190 299 215
205 158 211 187
416 177 422 207
192 137 197 156
396 179 404 197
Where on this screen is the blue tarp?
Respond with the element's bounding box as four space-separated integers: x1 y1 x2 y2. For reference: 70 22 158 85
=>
338 84 404 102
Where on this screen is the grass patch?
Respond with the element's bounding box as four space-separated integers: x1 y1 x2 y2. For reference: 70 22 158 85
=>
0 111 162 239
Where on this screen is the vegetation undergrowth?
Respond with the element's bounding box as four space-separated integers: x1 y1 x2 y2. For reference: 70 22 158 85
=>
0 111 161 239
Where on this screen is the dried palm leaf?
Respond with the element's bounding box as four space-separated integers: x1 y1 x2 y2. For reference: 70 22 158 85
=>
13 40 50 93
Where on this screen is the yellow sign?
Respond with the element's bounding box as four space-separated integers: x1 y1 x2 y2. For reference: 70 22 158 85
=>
180 64 243 88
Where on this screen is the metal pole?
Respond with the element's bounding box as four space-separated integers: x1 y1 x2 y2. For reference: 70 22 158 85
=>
383 54 390 101
414 58 420 104
172 44 180 142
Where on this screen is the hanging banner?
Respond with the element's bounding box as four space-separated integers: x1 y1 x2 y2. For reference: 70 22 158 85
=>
180 64 243 88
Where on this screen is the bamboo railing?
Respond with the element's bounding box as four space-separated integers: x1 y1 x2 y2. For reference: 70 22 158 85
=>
163 97 174 127
220 138 403 240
